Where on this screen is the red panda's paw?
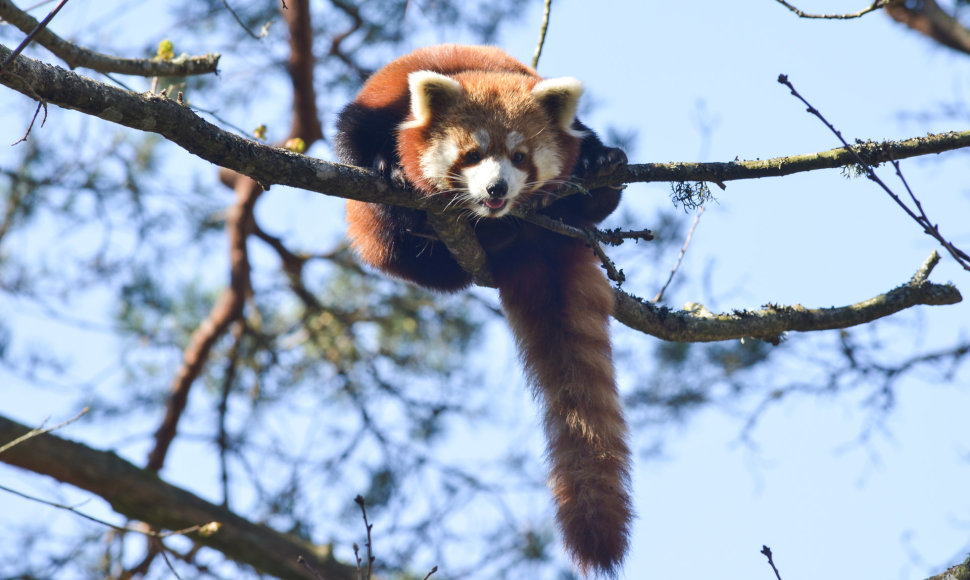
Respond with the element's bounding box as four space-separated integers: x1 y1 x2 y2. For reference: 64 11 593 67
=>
373 154 411 190
576 146 627 180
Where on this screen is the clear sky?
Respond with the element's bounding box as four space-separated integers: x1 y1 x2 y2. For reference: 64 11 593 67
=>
2 2 969 579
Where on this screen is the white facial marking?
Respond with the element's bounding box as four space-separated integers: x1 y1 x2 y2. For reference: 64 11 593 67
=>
461 156 527 218
473 129 490 151
533 143 563 184
506 131 525 152
418 138 460 189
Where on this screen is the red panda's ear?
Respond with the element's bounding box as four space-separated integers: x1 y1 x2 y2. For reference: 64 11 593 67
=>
532 77 584 133
407 71 463 126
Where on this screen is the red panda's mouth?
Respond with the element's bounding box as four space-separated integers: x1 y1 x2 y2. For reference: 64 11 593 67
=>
483 198 507 211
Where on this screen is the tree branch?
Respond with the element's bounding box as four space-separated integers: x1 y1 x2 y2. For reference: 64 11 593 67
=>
2 42 966 343
148 0 319 473
778 73 970 271
283 0 323 145
0 414 357 580
613 251 962 343
0 0 220 76
885 0 970 57
614 130 970 187
146 177 256 472
774 0 896 20
3 42 968 205
926 556 970 580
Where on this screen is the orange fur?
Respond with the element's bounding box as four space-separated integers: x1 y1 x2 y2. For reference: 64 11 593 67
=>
336 45 631 576
494 235 632 577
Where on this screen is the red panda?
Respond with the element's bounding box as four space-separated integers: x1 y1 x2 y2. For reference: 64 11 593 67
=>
336 44 631 577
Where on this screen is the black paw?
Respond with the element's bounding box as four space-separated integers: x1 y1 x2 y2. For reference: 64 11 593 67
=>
374 155 410 190
575 146 627 179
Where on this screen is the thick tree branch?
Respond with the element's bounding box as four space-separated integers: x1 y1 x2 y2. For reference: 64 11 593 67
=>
146 177 256 472
0 0 220 76
614 130 970 187
0 42 411 204
2 43 966 343
926 556 970 580
613 251 962 343
425 211 497 287
3 43 968 205
149 0 320 473
0 414 356 580
283 0 323 146
886 0 970 57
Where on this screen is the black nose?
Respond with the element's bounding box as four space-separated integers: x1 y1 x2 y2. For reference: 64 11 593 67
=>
486 180 508 198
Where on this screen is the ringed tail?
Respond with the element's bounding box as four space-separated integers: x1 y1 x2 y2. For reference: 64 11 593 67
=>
495 238 633 576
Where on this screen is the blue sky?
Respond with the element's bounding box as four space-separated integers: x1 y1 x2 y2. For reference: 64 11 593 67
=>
2 1 970 579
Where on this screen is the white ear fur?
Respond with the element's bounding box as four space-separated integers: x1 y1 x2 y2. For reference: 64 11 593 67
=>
407 71 463 126
532 77 584 134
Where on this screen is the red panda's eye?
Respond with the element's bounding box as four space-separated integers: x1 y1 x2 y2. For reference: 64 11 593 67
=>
511 152 527 165
464 150 483 165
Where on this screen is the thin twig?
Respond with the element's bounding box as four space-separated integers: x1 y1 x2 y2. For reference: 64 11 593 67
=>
760 545 784 580
0 481 215 539
522 212 626 283
156 544 185 580
217 320 245 508
0 0 70 76
597 227 655 246
778 74 970 272
354 495 375 579
0 0 220 77
0 407 88 455
297 555 326 580
222 0 272 39
531 0 553 69
653 205 705 303
774 0 892 19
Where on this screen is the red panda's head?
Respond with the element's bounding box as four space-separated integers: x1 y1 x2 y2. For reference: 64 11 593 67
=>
397 70 585 218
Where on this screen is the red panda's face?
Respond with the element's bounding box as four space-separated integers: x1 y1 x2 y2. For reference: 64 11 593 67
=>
398 71 585 218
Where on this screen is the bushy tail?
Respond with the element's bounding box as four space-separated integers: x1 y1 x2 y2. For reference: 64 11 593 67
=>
495 238 632 577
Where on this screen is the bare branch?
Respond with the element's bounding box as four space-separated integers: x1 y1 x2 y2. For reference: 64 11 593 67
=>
4 43 969 208
615 130 970 187
926 556 970 580
531 0 553 69
778 74 970 271
0 414 356 580
0 0 220 76
760 545 784 580
0 42 411 203
2 43 966 343
614 251 962 343
146 177 257 472
0 0 69 76
774 0 895 20
353 495 375 580
0 480 217 539
221 0 272 39
0 407 87 455
283 0 323 145
425 211 497 287
519 212 627 284
886 0 970 57
653 206 705 303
